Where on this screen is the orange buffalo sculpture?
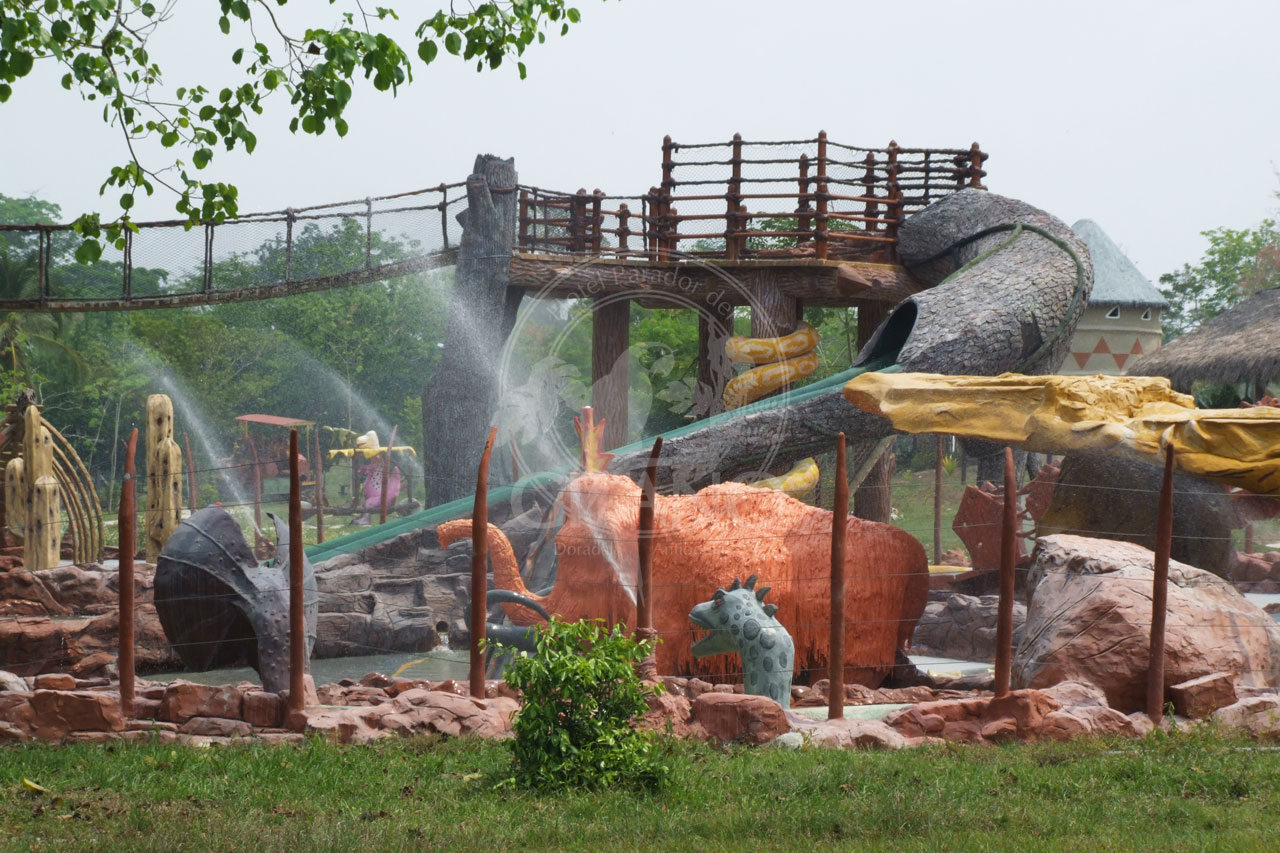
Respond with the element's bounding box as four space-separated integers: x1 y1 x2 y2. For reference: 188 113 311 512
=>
437 472 929 686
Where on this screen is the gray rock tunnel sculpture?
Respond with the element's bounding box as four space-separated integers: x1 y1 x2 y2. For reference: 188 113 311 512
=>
154 507 318 694
610 188 1095 483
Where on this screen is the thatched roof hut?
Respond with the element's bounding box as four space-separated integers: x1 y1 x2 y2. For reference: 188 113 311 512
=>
1063 220 1167 374
1126 286 1280 392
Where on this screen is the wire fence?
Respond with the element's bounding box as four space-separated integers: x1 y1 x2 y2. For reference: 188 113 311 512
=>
2 460 1278 692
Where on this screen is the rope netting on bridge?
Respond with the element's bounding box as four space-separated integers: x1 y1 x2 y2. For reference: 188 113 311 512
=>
0 184 465 311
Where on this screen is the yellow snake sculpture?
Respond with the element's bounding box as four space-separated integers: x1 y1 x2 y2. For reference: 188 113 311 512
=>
723 322 820 409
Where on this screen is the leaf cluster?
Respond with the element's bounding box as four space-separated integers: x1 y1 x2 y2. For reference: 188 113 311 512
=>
495 617 669 791
0 1 598 259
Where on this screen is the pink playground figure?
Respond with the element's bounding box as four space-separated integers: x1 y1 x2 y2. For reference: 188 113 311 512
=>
352 430 402 525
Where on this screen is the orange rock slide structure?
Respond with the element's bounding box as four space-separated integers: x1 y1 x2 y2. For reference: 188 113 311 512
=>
438 473 929 686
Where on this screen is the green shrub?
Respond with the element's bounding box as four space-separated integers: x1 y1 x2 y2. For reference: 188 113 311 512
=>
494 617 669 791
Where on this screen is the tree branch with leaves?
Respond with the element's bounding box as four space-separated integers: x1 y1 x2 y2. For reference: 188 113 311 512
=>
0 0 603 261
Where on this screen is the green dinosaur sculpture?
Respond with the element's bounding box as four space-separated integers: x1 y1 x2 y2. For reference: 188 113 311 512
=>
689 575 794 707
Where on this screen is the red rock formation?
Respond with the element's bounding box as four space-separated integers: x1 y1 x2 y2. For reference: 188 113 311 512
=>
438 472 929 687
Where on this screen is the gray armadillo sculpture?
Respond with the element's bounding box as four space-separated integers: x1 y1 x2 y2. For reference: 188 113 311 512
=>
154 507 318 693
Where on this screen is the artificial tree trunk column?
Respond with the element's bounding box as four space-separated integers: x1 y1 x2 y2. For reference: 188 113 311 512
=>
853 302 894 524
423 155 522 506
592 297 630 451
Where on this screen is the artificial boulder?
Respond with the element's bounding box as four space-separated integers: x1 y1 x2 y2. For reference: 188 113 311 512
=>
1014 534 1280 711
1036 452 1236 576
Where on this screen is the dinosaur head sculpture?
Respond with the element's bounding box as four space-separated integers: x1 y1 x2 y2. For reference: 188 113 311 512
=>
689 574 794 707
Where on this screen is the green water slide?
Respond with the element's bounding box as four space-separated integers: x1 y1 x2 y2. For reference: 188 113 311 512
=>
304 359 893 564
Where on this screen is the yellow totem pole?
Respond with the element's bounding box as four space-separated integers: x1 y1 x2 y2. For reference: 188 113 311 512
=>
145 394 184 562
22 404 61 569
4 455 24 543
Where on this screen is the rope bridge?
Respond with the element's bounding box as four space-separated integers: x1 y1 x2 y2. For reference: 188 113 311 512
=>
0 184 464 312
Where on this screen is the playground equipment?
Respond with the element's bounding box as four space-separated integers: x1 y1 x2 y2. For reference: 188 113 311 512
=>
842 372 1280 495
325 429 419 523
145 394 184 562
723 322 821 409
689 575 795 707
154 506 318 694
0 389 103 567
436 471 928 686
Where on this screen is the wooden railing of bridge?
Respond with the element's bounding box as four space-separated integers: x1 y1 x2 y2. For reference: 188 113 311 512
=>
517 132 987 264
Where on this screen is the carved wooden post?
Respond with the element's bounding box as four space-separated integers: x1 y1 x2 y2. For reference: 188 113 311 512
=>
144 395 182 562
968 142 986 189
591 189 605 254
796 154 812 246
118 428 138 717
829 432 849 720
1147 445 1176 723
815 131 829 261
470 427 498 699
660 135 676 260
423 155 521 507
993 448 1018 697
24 405 60 570
862 152 880 233
726 133 743 261
636 437 663 680
617 203 631 256
518 189 530 250
885 141 904 262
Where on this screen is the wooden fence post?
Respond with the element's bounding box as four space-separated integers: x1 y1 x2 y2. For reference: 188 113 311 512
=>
993 447 1018 697
726 133 743 261
117 428 138 718
636 437 663 680
934 434 944 564
796 154 812 245
287 428 306 721
815 131 829 261
470 427 498 699
829 432 849 720
313 428 325 544
1147 445 1176 722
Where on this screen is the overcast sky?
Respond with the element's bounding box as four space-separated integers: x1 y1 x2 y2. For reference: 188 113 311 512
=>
3 0 1278 280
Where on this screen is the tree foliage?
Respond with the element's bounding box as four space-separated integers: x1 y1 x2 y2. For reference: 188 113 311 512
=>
1158 219 1280 339
0 1 602 260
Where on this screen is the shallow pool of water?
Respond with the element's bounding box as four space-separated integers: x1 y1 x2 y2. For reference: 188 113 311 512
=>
149 648 470 687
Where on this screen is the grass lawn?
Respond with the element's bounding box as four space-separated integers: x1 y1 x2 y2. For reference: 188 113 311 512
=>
3 730 1278 851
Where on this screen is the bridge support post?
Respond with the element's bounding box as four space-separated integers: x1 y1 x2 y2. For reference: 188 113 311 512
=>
424 155 521 506
592 297 630 451
695 306 731 418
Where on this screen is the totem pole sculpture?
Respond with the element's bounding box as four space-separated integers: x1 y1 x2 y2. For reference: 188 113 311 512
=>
145 394 183 562
18 404 61 570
